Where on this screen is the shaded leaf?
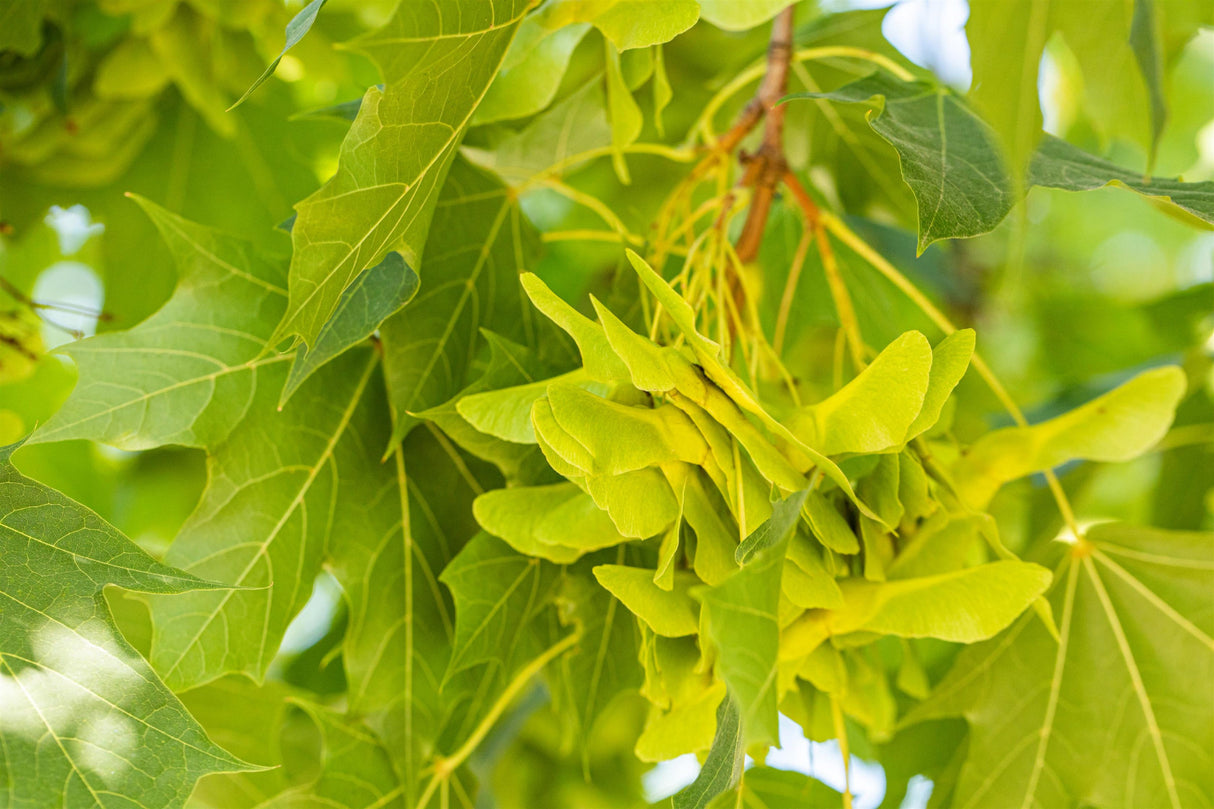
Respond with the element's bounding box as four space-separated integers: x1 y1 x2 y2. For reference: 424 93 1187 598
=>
554 568 643 748
706 767 842 809
700 492 802 747
1029 134 1214 226
789 73 1013 252
282 251 418 407
381 159 539 444
261 701 404 809
440 533 560 678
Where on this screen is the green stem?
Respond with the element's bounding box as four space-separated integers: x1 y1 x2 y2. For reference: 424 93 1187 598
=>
415 631 582 808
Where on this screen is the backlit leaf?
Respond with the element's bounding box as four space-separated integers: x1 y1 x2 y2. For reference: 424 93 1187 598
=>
440 533 561 677
146 349 382 690
540 0 699 50
593 565 700 637
789 330 932 455
910 523 1214 808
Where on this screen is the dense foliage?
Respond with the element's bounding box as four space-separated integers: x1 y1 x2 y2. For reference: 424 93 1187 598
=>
2 1 1213 808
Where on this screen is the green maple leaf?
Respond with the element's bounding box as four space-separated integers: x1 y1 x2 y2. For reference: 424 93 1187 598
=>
31 196 288 451
0 443 252 808
327 423 495 803
271 0 530 350
909 523 1214 808
555 564 643 750
441 533 562 679
145 347 383 690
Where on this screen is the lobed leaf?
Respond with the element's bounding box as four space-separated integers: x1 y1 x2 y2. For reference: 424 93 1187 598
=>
32 197 288 451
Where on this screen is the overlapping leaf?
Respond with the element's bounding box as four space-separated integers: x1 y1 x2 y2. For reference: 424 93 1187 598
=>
791 72 1214 250
145 348 383 690
381 158 539 444
272 0 529 350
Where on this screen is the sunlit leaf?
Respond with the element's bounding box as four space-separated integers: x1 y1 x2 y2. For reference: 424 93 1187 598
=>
540 0 699 50
954 366 1187 507
32 197 287 451
474 482 631 562
594 565 700 637
272 0 529 349
146 349 383 689
0 443 251 808
476 19 590 124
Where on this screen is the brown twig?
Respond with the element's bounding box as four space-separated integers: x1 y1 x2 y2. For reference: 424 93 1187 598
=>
733 6 795 264
780 169 820 225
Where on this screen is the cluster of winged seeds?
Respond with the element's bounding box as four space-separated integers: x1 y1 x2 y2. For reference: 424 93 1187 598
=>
422 248 1184 761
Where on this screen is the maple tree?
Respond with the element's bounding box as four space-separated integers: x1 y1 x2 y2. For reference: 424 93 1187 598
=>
1 1 1213 808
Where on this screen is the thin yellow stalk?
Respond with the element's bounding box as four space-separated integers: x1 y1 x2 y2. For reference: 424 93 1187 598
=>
416 632 581 808
774 226 813 356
